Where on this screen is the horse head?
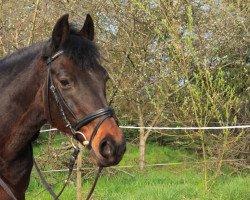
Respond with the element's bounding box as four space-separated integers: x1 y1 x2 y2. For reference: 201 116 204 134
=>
43 14 126 167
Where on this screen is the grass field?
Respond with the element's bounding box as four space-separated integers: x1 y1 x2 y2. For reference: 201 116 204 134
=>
26 138 250 200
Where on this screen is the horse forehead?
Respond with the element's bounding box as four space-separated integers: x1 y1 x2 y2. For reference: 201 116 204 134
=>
51 55 108 85
57 55 96 70
58 56 77 68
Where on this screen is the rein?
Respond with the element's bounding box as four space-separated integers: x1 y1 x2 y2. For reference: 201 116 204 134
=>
0 177 17 200
34 148 102 200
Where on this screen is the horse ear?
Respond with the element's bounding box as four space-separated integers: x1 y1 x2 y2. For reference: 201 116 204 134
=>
51 14 70 50
79 14 94 41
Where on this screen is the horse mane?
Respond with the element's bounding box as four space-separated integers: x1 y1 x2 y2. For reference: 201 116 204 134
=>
0 25 100 76
0 43 44 88
0 43 43 72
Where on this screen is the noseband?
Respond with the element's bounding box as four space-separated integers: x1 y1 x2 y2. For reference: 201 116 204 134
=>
46 50 114 147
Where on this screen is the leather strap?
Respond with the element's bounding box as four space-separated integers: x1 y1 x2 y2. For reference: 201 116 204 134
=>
0 177 17 200
47 65 77 122
34 148 102 200
46 50 64 65
34 147 80 200
74 108 114 131
88 114 112 147
86 167 103 200
33 160 58 199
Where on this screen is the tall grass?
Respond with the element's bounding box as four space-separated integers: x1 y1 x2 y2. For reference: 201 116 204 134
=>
27 142 249 200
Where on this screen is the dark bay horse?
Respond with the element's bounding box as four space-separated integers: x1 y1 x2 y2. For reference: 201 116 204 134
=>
0 14 126 199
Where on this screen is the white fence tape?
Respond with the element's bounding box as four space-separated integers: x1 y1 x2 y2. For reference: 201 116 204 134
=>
38 159 247 173
40 124 250 133
119 125 250 130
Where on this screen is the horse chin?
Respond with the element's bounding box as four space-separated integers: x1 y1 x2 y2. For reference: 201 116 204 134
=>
89 149 121 167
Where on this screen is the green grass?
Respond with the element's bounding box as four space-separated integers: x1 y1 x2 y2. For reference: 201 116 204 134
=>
27 139 250 200
94 169 250 200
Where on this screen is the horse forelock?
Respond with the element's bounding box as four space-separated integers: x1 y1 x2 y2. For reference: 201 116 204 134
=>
42 25 101 71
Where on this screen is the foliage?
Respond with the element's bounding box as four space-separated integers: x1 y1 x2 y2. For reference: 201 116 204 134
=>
1 0 249 193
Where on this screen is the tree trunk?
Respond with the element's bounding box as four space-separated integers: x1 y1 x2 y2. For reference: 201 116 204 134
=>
139 132 146 170
137 102 146 170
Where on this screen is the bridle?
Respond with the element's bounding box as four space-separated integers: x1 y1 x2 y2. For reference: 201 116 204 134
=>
0 51 116 200
46 50 115 148
42 50 116 199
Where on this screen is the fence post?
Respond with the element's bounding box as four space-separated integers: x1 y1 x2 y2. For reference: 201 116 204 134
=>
76 143 83 200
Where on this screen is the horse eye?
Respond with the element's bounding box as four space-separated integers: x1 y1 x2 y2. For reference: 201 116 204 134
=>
60 79 70 86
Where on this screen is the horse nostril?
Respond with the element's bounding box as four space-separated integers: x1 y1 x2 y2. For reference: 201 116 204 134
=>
100 139 115 159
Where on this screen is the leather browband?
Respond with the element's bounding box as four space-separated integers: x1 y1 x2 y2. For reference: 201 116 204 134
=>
46 50 64 65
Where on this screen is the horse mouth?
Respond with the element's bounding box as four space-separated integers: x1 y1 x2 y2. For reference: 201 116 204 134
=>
89 140 126 167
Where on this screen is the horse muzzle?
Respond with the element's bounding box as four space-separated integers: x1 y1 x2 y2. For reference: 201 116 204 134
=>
89 135 126 167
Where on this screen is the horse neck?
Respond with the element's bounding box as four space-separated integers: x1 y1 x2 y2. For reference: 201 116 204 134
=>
0 48 47 158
